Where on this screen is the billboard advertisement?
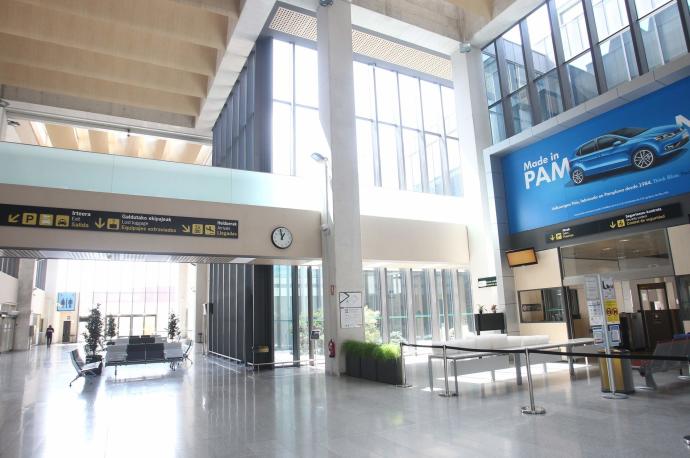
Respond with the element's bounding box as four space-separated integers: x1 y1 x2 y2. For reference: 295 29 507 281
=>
502 76 690 234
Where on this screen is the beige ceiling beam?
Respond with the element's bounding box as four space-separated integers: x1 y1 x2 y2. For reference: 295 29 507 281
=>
0 0 217 76
14 0 230 50
0 62 201 116
446 0 494 19
10 120 38 145
45 123 79 150
166 0 240 17
0 34 208 98
88 130 109 154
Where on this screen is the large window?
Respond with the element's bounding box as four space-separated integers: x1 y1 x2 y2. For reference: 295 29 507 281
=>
482 0 690 144
360 268 473 344
271 38 463 197
55 260 180 339
273 265 293 362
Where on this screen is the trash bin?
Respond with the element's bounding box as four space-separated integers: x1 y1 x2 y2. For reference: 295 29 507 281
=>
598 349 635 394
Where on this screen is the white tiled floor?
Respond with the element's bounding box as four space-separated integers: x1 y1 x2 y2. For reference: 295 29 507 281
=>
1 344 689 457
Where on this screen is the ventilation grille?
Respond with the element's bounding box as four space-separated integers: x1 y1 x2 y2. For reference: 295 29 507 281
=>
268 6 452 81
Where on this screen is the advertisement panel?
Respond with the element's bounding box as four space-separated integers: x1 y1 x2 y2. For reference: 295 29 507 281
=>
502 76 690 234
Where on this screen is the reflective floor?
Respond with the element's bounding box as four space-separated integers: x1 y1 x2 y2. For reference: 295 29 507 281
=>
1 344 689 457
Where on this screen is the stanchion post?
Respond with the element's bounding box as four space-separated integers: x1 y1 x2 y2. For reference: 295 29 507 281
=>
397 342 412 388
521 349 545 415
439 345 457 398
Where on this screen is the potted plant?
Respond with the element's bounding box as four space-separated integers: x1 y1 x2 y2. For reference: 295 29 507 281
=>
342 340 365 378
82 304 104 371
105 315 117 344
359 342 378 381
478 305 485 314
167 313 181 341
374 343 402 385
491 304 497 313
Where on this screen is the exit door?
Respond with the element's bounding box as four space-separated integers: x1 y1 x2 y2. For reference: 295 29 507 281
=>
62 321 71 343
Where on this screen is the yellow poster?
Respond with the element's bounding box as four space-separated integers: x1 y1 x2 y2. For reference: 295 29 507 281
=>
604 299 620 324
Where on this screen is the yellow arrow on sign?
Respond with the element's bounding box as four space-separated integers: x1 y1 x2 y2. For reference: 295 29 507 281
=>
182 225 191 233
95 218 106 229
8 214 19 223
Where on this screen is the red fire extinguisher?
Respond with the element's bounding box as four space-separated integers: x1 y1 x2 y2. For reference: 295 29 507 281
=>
328 339 336 358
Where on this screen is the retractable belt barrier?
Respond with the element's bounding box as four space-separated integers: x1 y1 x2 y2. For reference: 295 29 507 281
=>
398 342 690 415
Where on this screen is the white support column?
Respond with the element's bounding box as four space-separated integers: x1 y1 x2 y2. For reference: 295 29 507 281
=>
0 104 7 141
14 259 36 351
451 49 498 314
316 0 365 375
194 264 209 344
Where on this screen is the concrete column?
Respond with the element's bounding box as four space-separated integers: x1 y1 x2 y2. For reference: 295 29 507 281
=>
0 104 7 141
194 264 209 344
176 264 188 339
316 0 365 375
14 259 36 351
451 49 498 315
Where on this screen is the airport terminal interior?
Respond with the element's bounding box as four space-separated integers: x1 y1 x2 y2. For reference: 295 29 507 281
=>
1 0 690 456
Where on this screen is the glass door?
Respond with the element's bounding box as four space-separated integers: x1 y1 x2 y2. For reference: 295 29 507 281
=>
637 283 679 349
386 269 408 343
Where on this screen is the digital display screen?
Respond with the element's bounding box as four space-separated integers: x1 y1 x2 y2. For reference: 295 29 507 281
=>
506 248 538 267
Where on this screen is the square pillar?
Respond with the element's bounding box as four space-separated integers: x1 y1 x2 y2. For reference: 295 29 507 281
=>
316 0 365 375
14 259 36 351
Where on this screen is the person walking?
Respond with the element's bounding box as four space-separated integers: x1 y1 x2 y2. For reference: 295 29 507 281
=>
46 325 54 346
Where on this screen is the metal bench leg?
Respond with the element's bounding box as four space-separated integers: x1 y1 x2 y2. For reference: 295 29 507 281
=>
514 353 523 385
69 374 82 387
453 360 459 394
637 370 658 391
491 370 496 382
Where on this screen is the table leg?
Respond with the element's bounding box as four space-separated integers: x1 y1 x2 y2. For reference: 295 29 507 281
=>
453 360 459 395
568 345 575 377
428 357 434 392
515 353 522 385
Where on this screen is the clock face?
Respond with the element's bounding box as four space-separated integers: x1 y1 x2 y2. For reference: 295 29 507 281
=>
271 226 293 249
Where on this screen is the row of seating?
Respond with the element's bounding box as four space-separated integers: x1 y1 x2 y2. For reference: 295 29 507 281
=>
639 334 690 389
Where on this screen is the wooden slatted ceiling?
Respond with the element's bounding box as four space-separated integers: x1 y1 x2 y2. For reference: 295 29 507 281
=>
5 119 211 166
0 0 240 122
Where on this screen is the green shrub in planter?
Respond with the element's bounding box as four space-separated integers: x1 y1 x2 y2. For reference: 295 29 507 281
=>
359 342 379 381
374 344 402 385
342 340 365 378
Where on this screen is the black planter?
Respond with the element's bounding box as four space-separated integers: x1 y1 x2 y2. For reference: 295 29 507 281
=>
361 356 378 381
345 353 361 378
376 358 403 385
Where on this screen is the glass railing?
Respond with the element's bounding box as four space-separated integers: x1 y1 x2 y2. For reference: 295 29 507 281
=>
0 141 321 211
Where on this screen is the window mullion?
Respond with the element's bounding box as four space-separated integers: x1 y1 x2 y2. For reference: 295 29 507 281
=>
416 79 431 193
395 73 407 191
548 0 576 111
519 19 543 125
495 37 516 138
680 0 690 52
291 42 297 176
583 0 608 95
625 0 650 75
371 65 383 187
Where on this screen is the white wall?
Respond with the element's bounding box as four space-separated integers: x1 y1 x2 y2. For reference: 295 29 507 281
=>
669 224 690 275
0 271 18 306
513 249 562 291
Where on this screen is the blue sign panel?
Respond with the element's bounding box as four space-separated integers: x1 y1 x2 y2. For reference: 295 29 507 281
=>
57 292 76 312
502 76 690 233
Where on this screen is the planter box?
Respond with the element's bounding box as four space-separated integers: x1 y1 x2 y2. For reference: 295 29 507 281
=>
361 356 378 381
376 358 403 385
345 353 361 378
85 355 103 376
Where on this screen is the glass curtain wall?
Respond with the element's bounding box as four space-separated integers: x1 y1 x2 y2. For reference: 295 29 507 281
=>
55 260 180 340
273 265 324 364
271 38 462 197
361 268 473 344
273 265 293 362
482 0 690 144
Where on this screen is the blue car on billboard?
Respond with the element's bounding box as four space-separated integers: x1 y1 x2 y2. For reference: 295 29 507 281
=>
569 124 689 185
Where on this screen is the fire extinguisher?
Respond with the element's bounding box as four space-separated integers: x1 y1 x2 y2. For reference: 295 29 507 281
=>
328 339 336 358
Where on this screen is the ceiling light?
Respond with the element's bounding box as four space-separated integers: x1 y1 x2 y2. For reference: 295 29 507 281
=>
7 120 20 127
319 0 333 6
230 257 255 264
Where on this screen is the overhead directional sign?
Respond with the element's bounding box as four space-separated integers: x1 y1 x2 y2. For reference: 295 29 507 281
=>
0 203 238 239
545 203 682 243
